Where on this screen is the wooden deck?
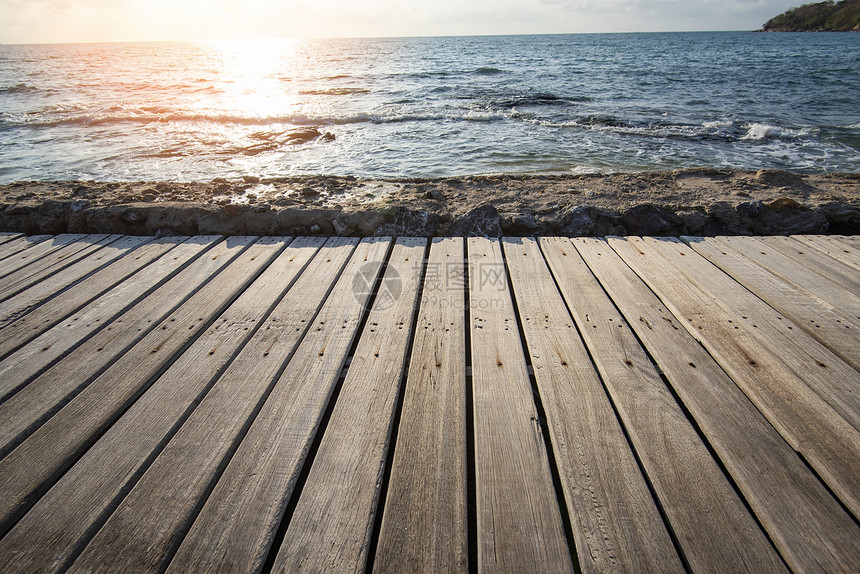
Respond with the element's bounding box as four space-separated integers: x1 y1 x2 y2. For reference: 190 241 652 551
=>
0 232 857 573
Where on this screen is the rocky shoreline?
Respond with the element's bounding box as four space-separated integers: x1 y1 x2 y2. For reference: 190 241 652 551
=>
1 169 858 237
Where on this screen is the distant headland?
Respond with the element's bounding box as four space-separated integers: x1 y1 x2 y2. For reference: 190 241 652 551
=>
761 0 860 31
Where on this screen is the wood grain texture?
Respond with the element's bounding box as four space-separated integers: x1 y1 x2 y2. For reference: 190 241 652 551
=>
792 234 860 270
0 235 208 405
373 237 468 574
574 237 860 572
539 236 785 573
0 233 89 279
72 238 382 573
610 236 860 516
715 235 860 318
643 236 860 430
0 236 272 539
0 238 331 573
272 237 427 573
758 235 860 294
0 234 157 357
0 236 233 455
0 232 23 247
683 236 860 371
504 237 683 574
0 234 51 262
467 237 573 574
0 234 116 300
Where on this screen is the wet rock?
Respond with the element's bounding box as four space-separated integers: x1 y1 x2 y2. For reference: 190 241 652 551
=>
622 204 683 236
213 183 231 194
242 175 260 184
448 204 501 237
301 187 319 197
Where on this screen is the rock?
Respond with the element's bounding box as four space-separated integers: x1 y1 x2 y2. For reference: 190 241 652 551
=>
677 210 706 235
142 194 157 203
155 182 171 192
71 200 90 213
309 224 321 233
213 183 231 194
301 187 319 197
424 189 446 202
242 175 260 184
705 202 747 235
500 212 539 235
622 204 683 236
754 170 806 188
821 202 860 234
375 207 440 237
122 210 143 223
759 197 828 235
736 200 764 218
559 205 597 236
448 205 501 237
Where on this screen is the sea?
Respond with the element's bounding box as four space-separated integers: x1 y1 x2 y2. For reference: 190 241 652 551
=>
0 31 858 183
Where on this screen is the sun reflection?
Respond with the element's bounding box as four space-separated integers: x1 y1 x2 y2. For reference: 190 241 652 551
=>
201 38 305 120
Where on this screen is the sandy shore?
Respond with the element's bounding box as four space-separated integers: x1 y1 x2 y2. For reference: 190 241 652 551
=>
1 169 858 237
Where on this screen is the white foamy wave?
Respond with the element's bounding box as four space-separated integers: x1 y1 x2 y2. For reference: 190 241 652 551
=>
702 120 734 130
741 123 812 142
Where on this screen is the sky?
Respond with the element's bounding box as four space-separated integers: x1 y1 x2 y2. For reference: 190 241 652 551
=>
1 0 801 44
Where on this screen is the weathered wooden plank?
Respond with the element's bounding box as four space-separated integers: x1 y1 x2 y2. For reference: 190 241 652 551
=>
72 238 386 573
271 238 426 573
574 237 860 573
0 238 333 573
0 232 22 246
611 237 860 512
504 237 684 573
0 235 52 262
0 237 277 538
539 237 786 573
0 234 157 355
715 235 860 317
0 234 118 301
792 235 860 270
373 238 468 574
466 237 573 573
0 235 212 405
640 236 860 434
0 233 89 279
757 235 860 294
684 236 860 371
0 237 263 458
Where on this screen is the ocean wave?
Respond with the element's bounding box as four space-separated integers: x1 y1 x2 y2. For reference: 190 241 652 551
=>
298 87 371 96
0 83 42 94
475 67 504 75
740 123 813 142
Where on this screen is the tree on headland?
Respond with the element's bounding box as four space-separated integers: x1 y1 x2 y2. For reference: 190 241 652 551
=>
761 0 860 31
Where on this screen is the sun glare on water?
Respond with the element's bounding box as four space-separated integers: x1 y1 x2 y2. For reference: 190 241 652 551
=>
198 38 305 121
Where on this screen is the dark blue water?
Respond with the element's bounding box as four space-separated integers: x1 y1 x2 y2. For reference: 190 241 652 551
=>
0 32 858 182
